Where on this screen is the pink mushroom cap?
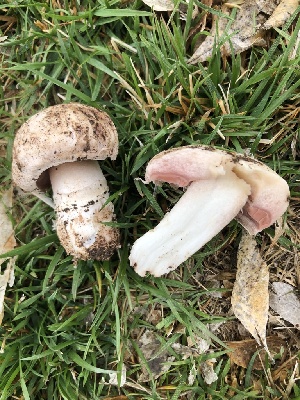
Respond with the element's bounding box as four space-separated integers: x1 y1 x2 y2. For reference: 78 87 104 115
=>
145 145 290 235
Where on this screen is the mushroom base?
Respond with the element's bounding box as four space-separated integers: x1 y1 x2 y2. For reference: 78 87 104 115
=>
50 160 119 260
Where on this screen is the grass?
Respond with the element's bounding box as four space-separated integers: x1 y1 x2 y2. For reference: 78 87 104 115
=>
0 0 299 399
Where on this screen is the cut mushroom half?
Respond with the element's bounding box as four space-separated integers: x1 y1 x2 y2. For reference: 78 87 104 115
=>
12 103 120 260
129 146 290 277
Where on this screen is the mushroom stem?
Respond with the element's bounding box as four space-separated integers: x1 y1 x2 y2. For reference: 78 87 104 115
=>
129 170 251 277
49 160 119 260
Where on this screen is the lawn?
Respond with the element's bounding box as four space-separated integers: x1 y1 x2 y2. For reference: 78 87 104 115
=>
0 1 299 399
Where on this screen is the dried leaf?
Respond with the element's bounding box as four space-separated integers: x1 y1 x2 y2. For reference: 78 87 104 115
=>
188 0 212 38
187 335 211 353
189 1 267 63
272 356 299 382
171 336 210 361
0 188 16 259
289 27 300 59
141 0 175 11
227 336 287 370
171 340 209 359
137 330 174 381
231 231 269 351
0 188 16 325
172 336 217 384
264 0 299 29
171 342 197 359
147 309 162 325
269 282 300 329
256 0 280 15
108 364 127 387
188 362 197 385
0 141 7 157
141 0 198 19
188 0 294 63
0 259 14 325
200 359 218 384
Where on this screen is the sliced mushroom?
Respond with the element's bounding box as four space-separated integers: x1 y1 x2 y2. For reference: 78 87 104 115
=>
12 103 119 260
129 146 290 277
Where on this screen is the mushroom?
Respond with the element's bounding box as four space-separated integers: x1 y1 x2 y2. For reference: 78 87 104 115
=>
129 145 290 277
12 103 120 260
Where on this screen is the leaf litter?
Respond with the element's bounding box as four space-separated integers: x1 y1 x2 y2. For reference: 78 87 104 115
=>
227 336 286 370
189 0 266 64
264 0 300 29
141 0 174 11
135 329 219 384
269 282 300 329
0 188 16 325
192 0 299 62
142 0 299 63
108 364 127 387
141 0 199 19
231 231 270 352
137 330 175 382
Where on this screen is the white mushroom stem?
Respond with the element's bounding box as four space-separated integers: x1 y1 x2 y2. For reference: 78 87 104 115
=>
129 170 251 277
49 160 119 260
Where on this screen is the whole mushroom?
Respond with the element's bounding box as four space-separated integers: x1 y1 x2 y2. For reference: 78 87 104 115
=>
129 145 290 277
12 103 120 260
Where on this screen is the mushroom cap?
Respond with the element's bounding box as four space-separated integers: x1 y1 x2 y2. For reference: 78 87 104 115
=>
145 145 233 186
12 103 119 192
145 145 290 234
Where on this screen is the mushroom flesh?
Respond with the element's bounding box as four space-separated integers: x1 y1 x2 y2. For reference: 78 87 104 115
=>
129 146 290 277
12 103 119 260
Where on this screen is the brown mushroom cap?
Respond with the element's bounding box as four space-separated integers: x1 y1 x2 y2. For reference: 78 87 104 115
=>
145 145 290 234
12 103 118 193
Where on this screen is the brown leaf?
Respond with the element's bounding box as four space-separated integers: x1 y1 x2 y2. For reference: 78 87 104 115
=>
0 140 7 156
272 355 299 382
227 336 286 370
231 231 269 351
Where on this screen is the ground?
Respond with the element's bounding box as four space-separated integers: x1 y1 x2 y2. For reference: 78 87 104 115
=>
0 1 299 399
